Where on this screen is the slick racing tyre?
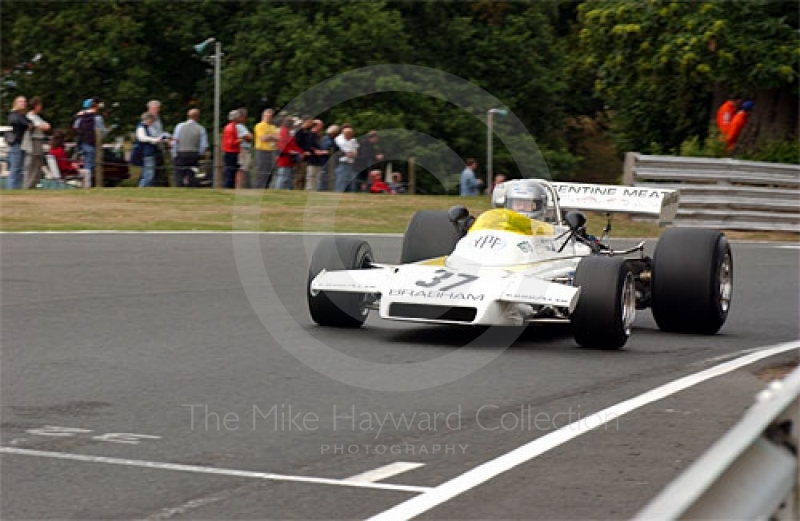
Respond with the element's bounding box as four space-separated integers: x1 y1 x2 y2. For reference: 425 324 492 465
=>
651 228 732 334
571 256 636 350
307 237 373 328
400 211 463 264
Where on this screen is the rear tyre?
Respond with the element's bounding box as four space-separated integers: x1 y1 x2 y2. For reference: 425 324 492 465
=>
571 256 636 350
307 237 373 328
651 228 732 334
401 211 463 264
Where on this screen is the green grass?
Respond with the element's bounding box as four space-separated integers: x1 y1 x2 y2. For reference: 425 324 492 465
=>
1 188 796 241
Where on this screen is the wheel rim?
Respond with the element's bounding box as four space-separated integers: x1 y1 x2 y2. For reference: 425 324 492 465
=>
718 252 732 313
622 272 636 335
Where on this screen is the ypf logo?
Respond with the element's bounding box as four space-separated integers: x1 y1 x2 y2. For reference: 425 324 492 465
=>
473 235 506 250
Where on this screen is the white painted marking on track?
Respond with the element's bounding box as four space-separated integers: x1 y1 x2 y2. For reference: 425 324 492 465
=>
367 340 800 521
775 244 800 250
347 462 425 483
139 490 235 521
0 447 431 494
689 346 765 367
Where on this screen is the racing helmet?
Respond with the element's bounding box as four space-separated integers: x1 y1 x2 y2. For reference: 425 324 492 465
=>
505 181 549 220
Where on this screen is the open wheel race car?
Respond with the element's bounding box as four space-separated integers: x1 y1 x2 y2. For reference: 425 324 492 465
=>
307 179 733 349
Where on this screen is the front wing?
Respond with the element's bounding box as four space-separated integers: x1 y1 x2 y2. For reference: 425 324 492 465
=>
310 264 580 326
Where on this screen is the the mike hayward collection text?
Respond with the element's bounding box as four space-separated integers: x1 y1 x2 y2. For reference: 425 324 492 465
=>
183 404 619 437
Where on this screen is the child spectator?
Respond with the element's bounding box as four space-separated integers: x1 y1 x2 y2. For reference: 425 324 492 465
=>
368 170 394 194
48 131 78 177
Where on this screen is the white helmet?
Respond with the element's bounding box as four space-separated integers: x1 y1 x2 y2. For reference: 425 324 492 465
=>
504 180 548 220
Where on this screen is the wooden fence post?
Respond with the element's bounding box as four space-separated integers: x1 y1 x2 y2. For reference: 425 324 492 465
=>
94 129 104 188
408 156 416 195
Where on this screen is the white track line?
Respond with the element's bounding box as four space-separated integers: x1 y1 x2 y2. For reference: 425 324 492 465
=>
140 490 234 521
0 447 430 494
368 340 800 521
347 462 426 483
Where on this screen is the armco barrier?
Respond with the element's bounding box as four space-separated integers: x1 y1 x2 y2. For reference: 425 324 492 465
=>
635 363 799 521
623 153 800 232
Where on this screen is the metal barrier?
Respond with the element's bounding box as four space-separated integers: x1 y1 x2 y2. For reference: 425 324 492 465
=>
635 365 799 520
624 153 800 232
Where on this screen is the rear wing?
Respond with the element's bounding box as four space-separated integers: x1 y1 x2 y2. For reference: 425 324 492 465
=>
551 182 679 226
492 180 680 226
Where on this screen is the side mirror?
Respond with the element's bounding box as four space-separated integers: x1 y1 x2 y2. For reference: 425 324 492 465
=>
564 211 586 231
447 205 470 224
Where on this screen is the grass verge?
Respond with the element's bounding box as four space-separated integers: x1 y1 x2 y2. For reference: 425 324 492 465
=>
1 189 798 241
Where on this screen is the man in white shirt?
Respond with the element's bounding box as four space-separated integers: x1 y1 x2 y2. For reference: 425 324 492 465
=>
334 125 359 192
146 100 172 185
236 107 253 188
23 96 51 189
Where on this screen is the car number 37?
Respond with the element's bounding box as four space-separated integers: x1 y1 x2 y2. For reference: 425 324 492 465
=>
415 270 478 292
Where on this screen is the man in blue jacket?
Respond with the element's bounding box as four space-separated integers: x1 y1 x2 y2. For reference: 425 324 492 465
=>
460 158 483 196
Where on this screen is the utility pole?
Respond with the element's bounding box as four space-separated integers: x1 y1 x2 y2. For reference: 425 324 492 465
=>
194 38 223 188
486 108 508 191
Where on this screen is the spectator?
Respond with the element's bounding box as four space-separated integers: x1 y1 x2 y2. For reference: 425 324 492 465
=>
6 96 30 190
726 100 754 153
73 97 106 184
318 124 340 191
236 108 253 188
293 116 313 190
459 158 482 196
171 108 208 187
253 108 278 189
222 109 241 189
48 131 78 177
136 112 167 187
22 96 51 189
356 130 384 192
334 125 359 192
368 170 394 194
716 97 741 137
389 171 406 194
490 174 506 194
147 100 171 186
75 98 91 118
304 119 326 190
275 117 303 189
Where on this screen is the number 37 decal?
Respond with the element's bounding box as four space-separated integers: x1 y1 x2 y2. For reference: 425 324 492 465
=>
415 269 478 291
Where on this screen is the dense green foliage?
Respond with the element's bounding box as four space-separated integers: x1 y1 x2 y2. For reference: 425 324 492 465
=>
2 1 797 193
572 0 799 154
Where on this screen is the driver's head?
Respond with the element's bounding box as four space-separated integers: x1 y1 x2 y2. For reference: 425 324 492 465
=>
505 181 548 220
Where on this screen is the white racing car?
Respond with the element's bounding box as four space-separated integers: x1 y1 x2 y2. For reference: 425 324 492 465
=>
307 179 733 349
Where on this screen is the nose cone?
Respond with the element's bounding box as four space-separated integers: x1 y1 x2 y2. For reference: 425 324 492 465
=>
449 230 529 268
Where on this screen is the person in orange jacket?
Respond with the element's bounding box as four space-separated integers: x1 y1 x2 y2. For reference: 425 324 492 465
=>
726 100 754 152
716 98 741 136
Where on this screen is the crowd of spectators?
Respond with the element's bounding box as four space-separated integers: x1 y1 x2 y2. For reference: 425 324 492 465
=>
4 95 410 194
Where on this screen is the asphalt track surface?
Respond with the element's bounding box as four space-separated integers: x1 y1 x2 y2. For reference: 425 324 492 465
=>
1 233 798 520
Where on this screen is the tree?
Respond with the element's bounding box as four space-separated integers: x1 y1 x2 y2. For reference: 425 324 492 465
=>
572 0 799 154
2 0 229 133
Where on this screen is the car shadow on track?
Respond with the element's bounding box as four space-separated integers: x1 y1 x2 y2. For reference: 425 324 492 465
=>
376 322 578 352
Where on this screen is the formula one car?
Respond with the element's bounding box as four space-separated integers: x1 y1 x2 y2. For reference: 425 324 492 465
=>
307 179 732 349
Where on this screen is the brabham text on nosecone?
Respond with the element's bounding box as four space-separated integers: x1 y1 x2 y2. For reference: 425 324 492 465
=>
387 289 486 301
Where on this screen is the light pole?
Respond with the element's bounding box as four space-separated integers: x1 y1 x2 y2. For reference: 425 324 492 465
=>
194 38 222 188
486 107 508 191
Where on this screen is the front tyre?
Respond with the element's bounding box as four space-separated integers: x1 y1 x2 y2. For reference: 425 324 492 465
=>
571 256 636 350
651 228 732 334
307 238 373 328
400 211 463 264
